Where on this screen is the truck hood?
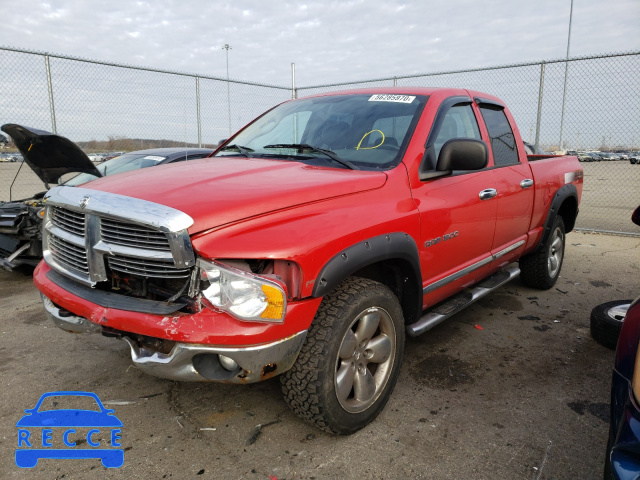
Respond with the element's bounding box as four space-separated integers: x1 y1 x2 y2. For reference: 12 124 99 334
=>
0 124 102 185
84 157 388 234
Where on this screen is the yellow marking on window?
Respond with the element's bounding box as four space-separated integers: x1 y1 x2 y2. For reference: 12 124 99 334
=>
356 130 385 150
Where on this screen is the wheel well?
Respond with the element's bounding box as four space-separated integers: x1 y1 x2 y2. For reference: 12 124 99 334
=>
350 259 421 326
533 186 579 253
558 196 578 233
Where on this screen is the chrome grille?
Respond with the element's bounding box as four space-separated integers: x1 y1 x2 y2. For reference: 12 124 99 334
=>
108 255 191 278
48 234 89 276
42 187 195 287
51 207 85 236
101 218 170 251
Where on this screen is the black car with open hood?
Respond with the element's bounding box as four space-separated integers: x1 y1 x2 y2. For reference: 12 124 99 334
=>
0 124 103 270
1 124 102 185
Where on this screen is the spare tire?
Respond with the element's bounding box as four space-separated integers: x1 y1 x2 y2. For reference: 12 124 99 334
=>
590 300 632 350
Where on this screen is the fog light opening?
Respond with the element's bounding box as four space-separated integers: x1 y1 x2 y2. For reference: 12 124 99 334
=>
218 354 239 372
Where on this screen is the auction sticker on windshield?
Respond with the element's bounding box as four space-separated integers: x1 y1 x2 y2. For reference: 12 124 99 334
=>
368 94 416 103
15 391 124 468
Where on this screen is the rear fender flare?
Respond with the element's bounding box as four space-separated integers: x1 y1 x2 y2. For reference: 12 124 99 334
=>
536 184 578 251
311 232 421 299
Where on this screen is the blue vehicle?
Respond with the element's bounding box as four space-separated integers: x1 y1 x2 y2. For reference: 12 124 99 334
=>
603 206 640 479
15 391 123 468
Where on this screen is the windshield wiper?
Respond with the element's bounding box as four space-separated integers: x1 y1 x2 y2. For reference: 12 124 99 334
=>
218 144 255 157
263 144 358 170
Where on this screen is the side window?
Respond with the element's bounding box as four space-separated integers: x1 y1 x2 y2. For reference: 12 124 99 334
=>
173 153 210 163
479 106 519 166
185 153 211 161
433 105 481 159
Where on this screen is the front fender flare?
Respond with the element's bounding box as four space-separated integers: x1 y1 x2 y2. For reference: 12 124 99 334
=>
311 232 421 298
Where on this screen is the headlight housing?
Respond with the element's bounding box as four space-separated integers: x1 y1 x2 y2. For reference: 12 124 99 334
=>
198 259 287 323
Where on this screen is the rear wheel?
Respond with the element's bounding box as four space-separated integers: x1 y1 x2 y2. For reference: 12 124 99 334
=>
520 216 565 290
281 277 405 434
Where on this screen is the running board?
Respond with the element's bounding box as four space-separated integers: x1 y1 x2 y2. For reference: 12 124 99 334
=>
406 266 521 337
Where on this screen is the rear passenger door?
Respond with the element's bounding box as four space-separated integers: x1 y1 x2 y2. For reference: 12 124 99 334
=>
476 99 534 262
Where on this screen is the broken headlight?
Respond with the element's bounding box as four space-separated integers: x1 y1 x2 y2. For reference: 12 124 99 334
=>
198 259 286 323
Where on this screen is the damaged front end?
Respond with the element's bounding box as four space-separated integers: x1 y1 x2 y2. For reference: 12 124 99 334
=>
42 290 307 383
37 185 311 383
0 194 46 270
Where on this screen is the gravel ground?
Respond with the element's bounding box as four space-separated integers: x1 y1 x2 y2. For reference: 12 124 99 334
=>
0 231 638 479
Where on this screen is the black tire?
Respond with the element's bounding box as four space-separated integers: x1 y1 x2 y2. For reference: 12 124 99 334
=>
520 216 565 290
590 300 631 350
281 277 405 435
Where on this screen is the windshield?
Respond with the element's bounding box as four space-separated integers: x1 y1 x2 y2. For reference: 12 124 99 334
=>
36 395 102 413
215 93 428 170
63 153 167 186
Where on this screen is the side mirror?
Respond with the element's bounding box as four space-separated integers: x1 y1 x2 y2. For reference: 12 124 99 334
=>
632 205 640 227
436 138 488 171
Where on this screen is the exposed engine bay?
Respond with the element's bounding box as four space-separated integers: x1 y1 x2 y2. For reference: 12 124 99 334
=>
0 192 46 269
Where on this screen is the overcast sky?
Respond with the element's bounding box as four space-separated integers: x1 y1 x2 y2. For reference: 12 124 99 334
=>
1 0 639 87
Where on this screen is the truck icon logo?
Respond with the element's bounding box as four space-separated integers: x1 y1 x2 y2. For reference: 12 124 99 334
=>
15 391 123 468
78 195 90 209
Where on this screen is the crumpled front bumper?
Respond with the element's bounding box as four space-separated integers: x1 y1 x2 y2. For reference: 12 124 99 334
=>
42 293 308 384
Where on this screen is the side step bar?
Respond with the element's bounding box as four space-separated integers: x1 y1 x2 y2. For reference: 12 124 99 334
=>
406 266 521 337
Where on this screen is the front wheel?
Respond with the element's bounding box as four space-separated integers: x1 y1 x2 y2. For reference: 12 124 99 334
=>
281 277 405 434
520 216 566 290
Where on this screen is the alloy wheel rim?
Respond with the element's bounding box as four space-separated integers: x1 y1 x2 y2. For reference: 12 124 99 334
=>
607 304 630 322
334 306 396 413
547 227 564 279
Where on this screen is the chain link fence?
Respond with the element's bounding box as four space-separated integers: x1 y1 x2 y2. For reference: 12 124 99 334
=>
0 47 291 201
1 47 638 234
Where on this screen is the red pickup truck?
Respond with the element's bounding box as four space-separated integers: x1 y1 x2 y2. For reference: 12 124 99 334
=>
32 88 582 434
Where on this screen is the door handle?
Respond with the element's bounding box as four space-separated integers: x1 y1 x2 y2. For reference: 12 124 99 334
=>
479 188 497 200
520 179 534 189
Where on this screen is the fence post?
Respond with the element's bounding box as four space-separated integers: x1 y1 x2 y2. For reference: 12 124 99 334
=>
535 62 545 153
196 76 202 147
44 55 57 134
559 59 570 151
291 63 297 99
